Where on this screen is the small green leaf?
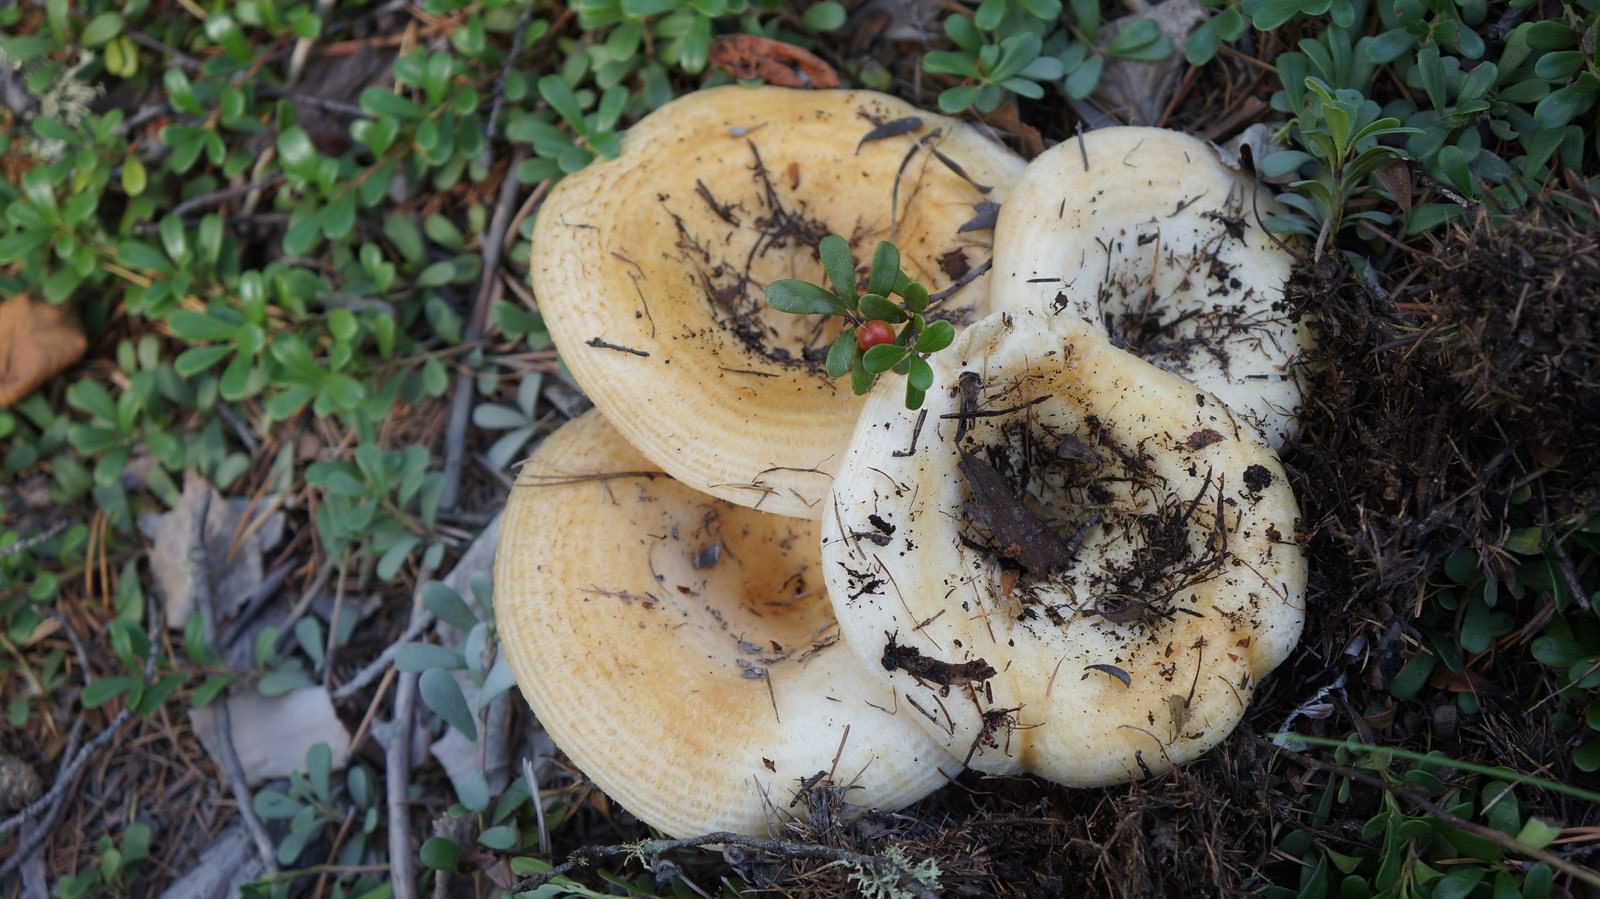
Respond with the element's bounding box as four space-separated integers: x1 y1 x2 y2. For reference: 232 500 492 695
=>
766 280 843 315
900 280 929 312
1185 18 1221 66
939 84 982 112
863 343 908 374
253 789 302 819
121 158 147 196
82 11 124 46
1389 653 1434 700
858 293 908 323
819 234 857 303
277 127 317 177
1108 18 1161 56
1504 527 1543 555
1516 817 1561 850
1535 80 1599 130
307 743 332 803
1574 738 1600 773
914 320 956 353
1249 0 1303 30
423 582 479 630
802 1 846 31
420 836 462 871
907 355 934 391
322 375 366 410
867 242 900 297
850 355 874 395
420 668 477 740
83 676 135 708
478 824 519 850
825 330 856 379
190 674 234 709
1064 55 1103 98
538 75 584 128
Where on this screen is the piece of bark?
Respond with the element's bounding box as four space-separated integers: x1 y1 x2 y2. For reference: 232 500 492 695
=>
958 451 1073 576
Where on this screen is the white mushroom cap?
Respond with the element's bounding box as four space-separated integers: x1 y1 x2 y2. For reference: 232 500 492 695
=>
495 410 961 838
820 311 1307 786
532 86 1026 519
990 127 1311 449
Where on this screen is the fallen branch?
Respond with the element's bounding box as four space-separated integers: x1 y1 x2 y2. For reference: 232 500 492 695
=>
0 520 70 560
439 149 530 512
190 483 279 873
331 605 434 702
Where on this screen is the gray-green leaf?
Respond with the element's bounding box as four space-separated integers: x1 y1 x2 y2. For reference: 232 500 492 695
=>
420 669 478 741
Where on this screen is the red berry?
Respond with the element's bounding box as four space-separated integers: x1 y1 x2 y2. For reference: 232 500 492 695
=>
855 320 895 351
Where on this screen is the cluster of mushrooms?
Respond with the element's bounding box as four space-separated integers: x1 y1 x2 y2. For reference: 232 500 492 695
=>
495 86 1310 838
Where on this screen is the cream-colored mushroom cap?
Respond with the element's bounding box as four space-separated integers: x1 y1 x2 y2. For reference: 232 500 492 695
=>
532 85 1026 519
820 311 1307 786
990 127 1310 449
495 410 961 837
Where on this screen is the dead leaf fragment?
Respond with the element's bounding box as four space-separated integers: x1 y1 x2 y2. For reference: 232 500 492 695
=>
138 475 286 629
1091 0 1208 126
0 295 87 407
708 35 839 89
189 686 352 787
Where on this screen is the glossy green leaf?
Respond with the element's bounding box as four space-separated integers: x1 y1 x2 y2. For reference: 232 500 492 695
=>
766 279 842 315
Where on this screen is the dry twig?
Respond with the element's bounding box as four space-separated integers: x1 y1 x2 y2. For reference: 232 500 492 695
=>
440 149 529 511
190 484 280 872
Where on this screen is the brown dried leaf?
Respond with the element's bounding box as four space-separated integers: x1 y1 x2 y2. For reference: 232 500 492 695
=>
708 35 839 89
0 295 87 407
975 102 1045 158
1374 161 1413 214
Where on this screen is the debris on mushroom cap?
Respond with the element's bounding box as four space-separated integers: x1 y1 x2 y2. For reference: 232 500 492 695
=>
820 310 1307 787
495 410 961 838
531 85 1026 519
0 295 87 408
990 126 1312 450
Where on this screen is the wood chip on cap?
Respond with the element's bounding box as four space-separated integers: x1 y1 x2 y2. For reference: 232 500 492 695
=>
494 410 961 838
820 310 1307 787
989 126 1312 450
531 85 1026 519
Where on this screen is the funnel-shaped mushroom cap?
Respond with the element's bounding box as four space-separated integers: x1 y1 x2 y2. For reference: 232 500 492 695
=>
990 127 1310 449
496 411 961 837
532 86 1026 519
820 311 1307 786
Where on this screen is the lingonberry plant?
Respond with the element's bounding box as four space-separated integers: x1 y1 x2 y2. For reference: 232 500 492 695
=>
765 234 956 410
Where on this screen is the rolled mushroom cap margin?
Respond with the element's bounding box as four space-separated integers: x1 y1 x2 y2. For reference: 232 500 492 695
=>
989 126 1312 450
494 410 962 838
531 85 1027 520
820 311 1308 787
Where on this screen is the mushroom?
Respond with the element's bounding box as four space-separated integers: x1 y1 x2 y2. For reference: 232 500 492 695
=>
495 410 961 837
531 85 1025 519
819 310 1307 786
989 127 1311 450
